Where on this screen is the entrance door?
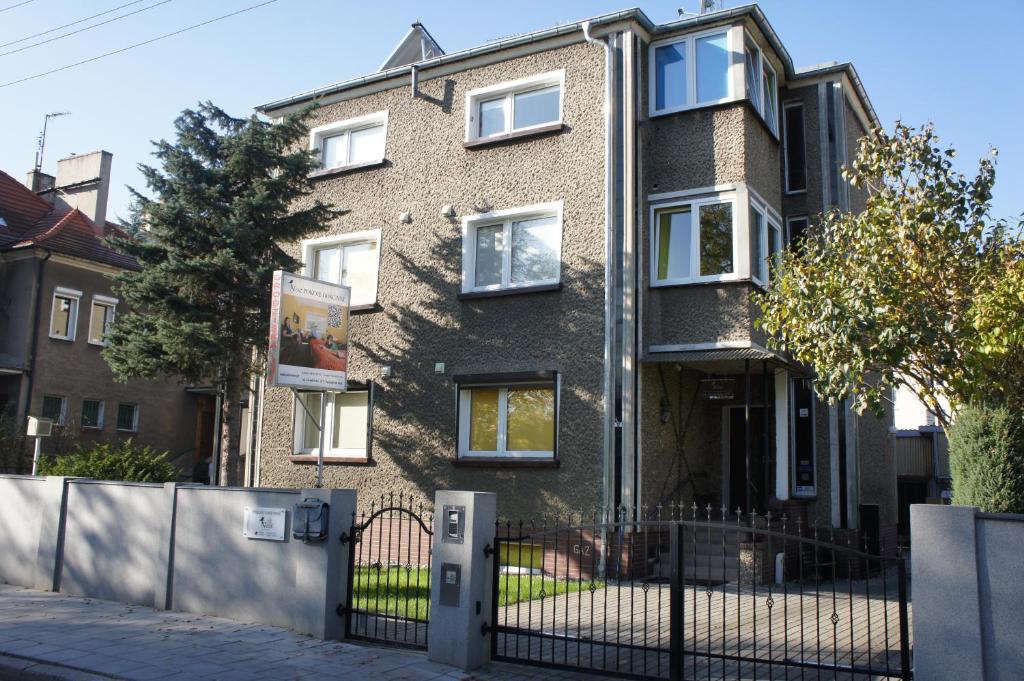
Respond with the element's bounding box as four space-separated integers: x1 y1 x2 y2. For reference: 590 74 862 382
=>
726 406 767 512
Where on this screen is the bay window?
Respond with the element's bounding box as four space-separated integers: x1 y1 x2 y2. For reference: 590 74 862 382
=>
457 377 557 460
651 195 736 286
309 111 388 172
745 35 779 134
749 198 783 286
465 71 564 142
303 229 381 308
462 202 562 293
293 387 371 460
651 28 733 116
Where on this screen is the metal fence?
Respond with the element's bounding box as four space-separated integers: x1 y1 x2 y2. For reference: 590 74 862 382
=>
490 505 912 680
342 494 433 649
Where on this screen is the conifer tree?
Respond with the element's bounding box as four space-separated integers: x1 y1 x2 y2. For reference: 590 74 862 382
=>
105 102 338 485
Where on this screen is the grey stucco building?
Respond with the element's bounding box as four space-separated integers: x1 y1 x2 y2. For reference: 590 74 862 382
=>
252 5 897 543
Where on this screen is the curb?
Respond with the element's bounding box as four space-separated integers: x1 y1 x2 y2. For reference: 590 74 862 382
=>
0 653 115 681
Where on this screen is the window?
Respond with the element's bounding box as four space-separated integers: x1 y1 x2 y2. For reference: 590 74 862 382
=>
88 296 117 345
458 382 556 459
309 111 387 172
825 82 849 209
116 403 139 432
461 202 562 293
787 216 810 250
651 29 732 115
41 395 66 425
303 229 381 307
783 102 807 193
81 399 104 429
749 199 782 286
465 70 564 141
49 287 81 340
745 35 778 134
651 194 736 286
293 389 370 459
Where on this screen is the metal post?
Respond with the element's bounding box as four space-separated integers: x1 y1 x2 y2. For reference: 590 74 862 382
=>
897 558 912 680
316 391 327 488
31 437 42 475
763 361 771 506
744 358 752 512
669 521 684 681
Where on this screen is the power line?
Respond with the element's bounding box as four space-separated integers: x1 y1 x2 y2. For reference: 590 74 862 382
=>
1 0 149 49
0 0 35 12
0 0 280 89
0 0 176 58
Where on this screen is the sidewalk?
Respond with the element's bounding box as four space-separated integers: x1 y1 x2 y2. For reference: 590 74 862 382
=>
0 585 608 681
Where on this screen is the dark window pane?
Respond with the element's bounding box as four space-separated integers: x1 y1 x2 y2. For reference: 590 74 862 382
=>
788 217 809 249
699 203 733 276
784 103 807 192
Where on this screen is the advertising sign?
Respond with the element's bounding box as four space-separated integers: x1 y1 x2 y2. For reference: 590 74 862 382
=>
267 270 350 392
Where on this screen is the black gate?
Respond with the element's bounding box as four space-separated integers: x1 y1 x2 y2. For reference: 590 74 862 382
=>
490 505 912 680
343 494 433 649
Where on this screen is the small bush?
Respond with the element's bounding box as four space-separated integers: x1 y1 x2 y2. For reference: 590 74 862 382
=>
38 439 178 483
948 403 1024 514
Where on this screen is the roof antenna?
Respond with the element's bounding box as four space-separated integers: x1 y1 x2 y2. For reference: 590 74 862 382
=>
34 111 70 172
699 0 720 14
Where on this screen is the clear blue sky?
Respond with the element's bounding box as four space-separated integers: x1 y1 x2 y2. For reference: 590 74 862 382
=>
1 0 1021 224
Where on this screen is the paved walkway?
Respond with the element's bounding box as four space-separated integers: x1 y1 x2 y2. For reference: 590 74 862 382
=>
0 585 609 681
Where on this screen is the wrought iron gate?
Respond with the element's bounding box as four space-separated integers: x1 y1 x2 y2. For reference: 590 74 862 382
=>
343 494 433 649
490 506 912 680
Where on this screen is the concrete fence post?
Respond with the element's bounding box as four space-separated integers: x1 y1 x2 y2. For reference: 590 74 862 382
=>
295 487 357 640
428 491 496 671
911 504 984 681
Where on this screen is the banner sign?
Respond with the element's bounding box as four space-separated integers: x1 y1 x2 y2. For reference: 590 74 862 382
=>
267 270 350 392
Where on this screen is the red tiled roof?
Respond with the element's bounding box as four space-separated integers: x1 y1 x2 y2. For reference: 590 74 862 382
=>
0 170 138 270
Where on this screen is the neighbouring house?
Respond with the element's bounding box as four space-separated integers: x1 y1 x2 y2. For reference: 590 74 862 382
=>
250 5 898 546
892 382 951 544
0 151 211 473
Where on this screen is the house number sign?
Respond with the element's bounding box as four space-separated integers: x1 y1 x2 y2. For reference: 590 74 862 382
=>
573 543 593 557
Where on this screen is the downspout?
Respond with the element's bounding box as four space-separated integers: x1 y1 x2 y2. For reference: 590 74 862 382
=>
23 250 52 420
583 20 615 525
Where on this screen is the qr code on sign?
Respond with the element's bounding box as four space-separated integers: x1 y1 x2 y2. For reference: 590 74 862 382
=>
327 305 342 329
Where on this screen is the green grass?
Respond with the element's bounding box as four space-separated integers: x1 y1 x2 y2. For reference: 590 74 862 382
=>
352 566 602 620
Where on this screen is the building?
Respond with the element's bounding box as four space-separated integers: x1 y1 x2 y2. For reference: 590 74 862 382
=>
892 382 951 543
0 151 198 469
251 5 898 544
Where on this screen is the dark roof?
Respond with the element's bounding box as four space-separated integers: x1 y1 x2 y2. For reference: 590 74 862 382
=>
0 170 138 270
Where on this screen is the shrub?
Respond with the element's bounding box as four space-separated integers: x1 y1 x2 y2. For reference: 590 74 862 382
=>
948 403 1024 513
38 439 178 483
0 413 29 474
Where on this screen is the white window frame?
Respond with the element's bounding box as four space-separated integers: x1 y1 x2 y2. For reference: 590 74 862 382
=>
648 26 737 117
744 31 779 136
87 295 118 346
457 380 558 460
649 191 740 287
464 70 565 142
116 403 139 432
782 100 807 194
81 398 104 430
41 395 67 425
748 194 783 288
49 287 81 341
300 229 382 307
292 389 370 459
461 201 563 293
786 215 810 246
308 111 388 172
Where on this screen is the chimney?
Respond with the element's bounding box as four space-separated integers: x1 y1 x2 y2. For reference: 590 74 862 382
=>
25 170 56 197
54 150 112 234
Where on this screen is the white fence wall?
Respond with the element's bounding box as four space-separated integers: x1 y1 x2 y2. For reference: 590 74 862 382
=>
0 476 356 640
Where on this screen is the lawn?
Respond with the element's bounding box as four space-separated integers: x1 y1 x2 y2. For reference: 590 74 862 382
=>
351 566 601 620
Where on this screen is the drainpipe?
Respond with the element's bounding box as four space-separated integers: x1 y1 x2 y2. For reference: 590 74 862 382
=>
23 250 52 422
584 19 615 578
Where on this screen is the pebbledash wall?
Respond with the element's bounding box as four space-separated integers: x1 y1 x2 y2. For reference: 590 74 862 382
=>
257 41 608 519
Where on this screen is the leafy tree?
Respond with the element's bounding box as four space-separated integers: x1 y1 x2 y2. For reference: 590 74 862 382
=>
104 102 339 485
758 122 1023 428
38 439 178 483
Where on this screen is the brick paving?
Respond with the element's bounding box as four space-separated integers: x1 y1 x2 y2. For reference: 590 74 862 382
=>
0 585 610 681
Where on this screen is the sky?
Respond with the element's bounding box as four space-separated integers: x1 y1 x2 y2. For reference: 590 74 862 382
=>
1 0 1021 224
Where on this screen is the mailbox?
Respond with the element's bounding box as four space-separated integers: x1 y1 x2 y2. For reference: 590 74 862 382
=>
442 504 465 544
439 562 461 607
26 416 53 438
292 498 329 542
